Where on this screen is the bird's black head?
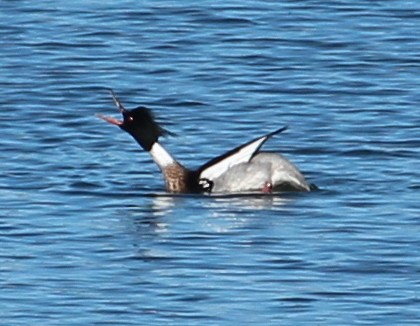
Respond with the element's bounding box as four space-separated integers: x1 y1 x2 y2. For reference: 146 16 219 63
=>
97 90 171 151
120 107 169 151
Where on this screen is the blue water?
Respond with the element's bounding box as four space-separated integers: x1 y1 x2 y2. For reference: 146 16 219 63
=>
1 1 419 325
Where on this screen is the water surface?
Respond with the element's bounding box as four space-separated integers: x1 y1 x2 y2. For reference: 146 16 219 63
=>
1 1 419 325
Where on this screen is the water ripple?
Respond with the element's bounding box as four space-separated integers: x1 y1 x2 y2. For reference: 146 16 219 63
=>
1 1 420 325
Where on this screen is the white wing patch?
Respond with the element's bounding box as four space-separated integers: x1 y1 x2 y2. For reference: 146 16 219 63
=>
199 135 269 181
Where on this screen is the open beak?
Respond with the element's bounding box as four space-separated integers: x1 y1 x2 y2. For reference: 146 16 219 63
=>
96 89 127 126
96 113 123 126
108 89 126 113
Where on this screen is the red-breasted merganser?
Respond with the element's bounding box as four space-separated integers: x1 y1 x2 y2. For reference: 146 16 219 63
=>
97 90 312 193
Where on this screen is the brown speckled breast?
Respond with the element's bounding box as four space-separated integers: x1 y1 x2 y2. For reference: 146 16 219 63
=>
162 163 191 193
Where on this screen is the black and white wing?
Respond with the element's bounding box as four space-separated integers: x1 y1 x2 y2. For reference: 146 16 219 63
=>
198 126 287 182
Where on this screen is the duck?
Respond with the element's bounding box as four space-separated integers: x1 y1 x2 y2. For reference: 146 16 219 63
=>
97 90 312 194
